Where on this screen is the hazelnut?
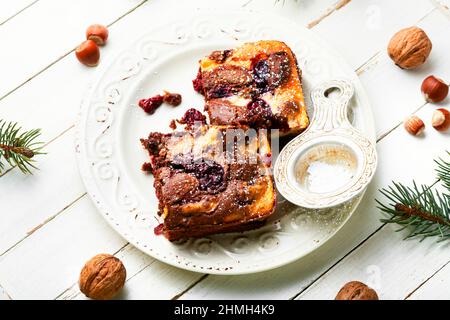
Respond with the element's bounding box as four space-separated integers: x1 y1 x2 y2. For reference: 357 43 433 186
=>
387 26 432 69
404 115 425 136
86 24 109 46
75 40 100 67
431 108 450 132
421 76 449 103
335 281 379 300
79 253 126 300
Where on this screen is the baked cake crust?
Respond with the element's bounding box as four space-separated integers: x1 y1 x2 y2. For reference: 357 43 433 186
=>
194 40 309 135
141 125 275 241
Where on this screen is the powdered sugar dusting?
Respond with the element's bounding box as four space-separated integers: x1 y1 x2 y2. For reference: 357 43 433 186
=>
305 160 355 193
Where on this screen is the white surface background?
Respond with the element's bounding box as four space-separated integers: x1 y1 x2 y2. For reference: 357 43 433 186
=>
0 0 449 300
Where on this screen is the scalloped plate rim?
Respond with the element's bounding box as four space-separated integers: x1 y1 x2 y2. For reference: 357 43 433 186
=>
74 9 376 275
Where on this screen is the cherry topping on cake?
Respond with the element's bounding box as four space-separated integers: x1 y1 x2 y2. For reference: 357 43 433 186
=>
208 85 233 99
253 51 291 93
154 223 164 235
192 161 225 193
178 108 207 126
247 98 273 127
171 156 225 193
253 59 270 90
192 68 204 94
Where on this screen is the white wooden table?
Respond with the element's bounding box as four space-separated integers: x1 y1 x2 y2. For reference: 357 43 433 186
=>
0 0 449 300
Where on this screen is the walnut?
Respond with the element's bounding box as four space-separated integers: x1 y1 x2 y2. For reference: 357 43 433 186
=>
335 281 379 300
387 26 432 69
79 254 126 300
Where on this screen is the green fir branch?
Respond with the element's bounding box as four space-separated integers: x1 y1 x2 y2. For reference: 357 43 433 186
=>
0 120 44 174
435 151 450 190
376 152 450 242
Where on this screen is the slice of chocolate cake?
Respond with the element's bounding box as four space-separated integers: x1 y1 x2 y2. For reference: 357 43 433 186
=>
141 125 275 241
193 40 309 135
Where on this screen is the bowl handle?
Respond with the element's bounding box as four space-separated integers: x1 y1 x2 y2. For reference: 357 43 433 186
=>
309 79 355 133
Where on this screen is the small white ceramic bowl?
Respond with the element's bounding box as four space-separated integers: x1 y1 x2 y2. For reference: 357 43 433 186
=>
274 79 377 209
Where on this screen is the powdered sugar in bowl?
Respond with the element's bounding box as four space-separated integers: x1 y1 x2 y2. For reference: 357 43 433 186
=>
274 79 377 209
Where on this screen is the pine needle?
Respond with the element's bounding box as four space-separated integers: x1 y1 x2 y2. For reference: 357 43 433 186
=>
377 151 450 242
0 120 44 174
435 151 450 190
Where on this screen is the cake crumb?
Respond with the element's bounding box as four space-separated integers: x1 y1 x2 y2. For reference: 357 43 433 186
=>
169 119 177 130
163 91 182 106
141 162 153 174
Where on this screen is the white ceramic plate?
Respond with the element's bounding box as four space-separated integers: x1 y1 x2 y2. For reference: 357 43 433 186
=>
75 10 376 275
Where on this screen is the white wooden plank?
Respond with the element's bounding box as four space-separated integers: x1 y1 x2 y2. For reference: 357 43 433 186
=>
0 52 104 143
0 130 85 255
0 284 12 300
177 0 338 27
0 195 127 300
224 0 339 27
0 0 142 99
360 9 450 137
431 0 450 10
312 0 435 70
0 0 335 103
0 0 36 24
116 261 202 300
58 243 203 300
299 228 449 299
408 261 450 300
179 106 448 299
58 244 152 299
297 107 450 300
0 0 172 144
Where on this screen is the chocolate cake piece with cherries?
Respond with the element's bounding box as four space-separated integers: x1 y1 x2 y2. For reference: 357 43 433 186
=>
193 40 309 135
141 124 275 241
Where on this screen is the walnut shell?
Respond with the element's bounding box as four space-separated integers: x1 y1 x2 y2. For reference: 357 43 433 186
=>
335 281 379 300
79 253 126 300
387 26 432 69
